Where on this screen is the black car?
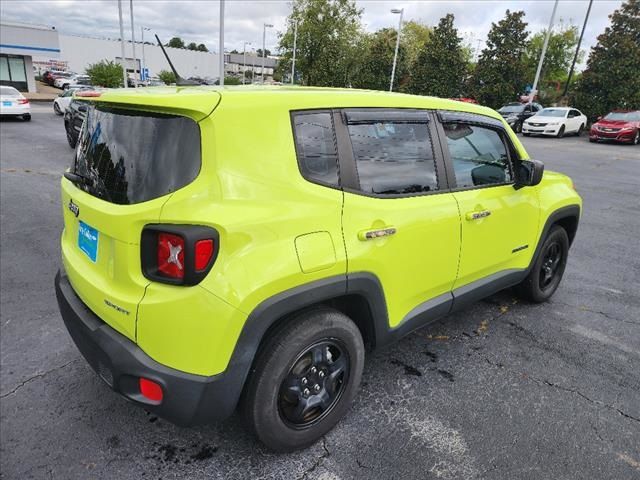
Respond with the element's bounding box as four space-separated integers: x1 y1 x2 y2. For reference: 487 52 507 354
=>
63 99 88 148
498 102 543 133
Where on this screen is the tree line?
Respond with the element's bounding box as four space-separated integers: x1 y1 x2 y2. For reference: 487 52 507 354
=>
277 0 640 119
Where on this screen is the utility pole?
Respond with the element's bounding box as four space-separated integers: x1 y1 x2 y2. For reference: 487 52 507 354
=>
563 0 593 97
291 20 298 85
141 27 150 81
530 0 559 102
389 8 403 92
262 23 273 84
219 0 225 86
129 0 137 85
117 0 128 88
242 41 251 85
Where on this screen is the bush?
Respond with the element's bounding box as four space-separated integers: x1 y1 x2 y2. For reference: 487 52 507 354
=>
86 60 124 88
158 70 176 85
223 76 242 85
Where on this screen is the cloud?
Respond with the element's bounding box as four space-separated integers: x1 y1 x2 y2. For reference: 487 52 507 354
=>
0 0 622 65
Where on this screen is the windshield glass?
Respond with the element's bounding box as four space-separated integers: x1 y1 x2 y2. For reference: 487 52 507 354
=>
499 105 524 114
536 109 567 118
603 111 640 121
72 105 201 205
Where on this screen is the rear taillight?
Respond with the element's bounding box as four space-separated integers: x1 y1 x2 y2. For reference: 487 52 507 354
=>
139 378 163 403
18 98 29 105
141 225 219 285
157 233 185 279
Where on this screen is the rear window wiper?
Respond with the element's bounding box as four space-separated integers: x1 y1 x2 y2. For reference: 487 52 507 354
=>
63 171 93 188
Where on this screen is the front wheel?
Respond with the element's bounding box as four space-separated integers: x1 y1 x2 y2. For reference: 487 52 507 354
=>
241 308 365 452
515 225 569 303
53 102 62 115
515 121 522 134
556 125 565 138
633 130 640 145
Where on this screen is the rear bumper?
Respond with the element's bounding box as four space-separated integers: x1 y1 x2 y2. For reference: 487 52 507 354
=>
54 270 242 426
0 105 30 115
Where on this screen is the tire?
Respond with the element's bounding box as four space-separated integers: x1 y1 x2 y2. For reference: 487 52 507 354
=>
523 132 530 137
241 308 365 452
53 102 62 115
556 125 565 138
633 130 640 145
589 138 596 143
515 121 522 134
65 122 77 148
515 225 569 303
577 124 584 136
22 114 31 122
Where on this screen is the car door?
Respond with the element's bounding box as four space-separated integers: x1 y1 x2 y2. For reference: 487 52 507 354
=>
435 111 539 290
339 109 461 329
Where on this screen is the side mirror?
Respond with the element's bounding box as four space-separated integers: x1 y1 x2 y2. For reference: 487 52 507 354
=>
514 159 544 189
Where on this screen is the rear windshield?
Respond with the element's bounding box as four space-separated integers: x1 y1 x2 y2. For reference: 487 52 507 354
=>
499 105 524 114
72 105 201 205
0 86 20 97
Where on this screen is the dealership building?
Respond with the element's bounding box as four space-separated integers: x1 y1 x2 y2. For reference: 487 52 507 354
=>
1 21 278 91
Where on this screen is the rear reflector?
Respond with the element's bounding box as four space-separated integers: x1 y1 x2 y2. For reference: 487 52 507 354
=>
139 378 163 402
194 239 214 271
157 232 185 279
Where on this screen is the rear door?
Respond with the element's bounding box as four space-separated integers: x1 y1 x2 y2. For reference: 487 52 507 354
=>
61 103 202 341
436 111 539 289
339 109 461 329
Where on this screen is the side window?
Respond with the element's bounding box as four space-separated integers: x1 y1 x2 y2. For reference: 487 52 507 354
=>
443 123 512 188
347 119 438 195
524 105 532 113
292 112 340 187
570 109 580 118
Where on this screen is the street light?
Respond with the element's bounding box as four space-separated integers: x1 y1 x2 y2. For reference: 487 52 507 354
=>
141 27 151 81
389 8 403 92
243 41 252 85
262 23 273 84
117 0 127 88
291 20 298 85
129 0 137 86
219 0 225 86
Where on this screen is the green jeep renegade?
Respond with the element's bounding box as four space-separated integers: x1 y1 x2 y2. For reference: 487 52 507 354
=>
55 86 581 451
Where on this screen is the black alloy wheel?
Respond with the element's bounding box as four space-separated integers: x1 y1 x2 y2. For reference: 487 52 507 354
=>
278 339 349 428
539 241 563 292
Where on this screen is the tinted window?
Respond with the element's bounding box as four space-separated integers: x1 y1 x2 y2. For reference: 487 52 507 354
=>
538 108 567 118
72 106 201 205
348 120 438 195
443 123 512 188
293 112 339 187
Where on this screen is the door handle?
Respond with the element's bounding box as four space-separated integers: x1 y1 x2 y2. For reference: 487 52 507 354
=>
466 210 491 221
358 226 397 241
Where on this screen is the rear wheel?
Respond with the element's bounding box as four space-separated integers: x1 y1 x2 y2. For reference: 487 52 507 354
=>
515 121 522 134
53 102 62 115
241 308 364 452
22 114 31 122
515 225 569 303
556 125 565 138
577 124 584 136
633 130 640 145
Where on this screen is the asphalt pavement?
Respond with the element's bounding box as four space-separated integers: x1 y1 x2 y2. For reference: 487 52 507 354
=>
1 104 639 480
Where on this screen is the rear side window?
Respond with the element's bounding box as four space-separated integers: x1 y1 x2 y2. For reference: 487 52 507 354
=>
443 123 512 188
292 112 340 187
72 105 201 205
347 119 438 195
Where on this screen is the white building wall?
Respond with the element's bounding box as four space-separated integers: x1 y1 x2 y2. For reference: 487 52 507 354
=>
38 34 220 79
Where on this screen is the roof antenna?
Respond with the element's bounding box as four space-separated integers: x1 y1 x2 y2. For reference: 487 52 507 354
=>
154 34 199 86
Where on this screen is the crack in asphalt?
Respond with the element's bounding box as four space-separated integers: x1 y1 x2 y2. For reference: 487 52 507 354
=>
0 359 79 399
550 300 640 326
296 437 331 480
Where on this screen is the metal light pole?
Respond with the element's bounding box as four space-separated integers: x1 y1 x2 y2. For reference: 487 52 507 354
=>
219 0 225 86
242 41 251 84
530 0 559 102
291 20 298 85
262 23 273 84
129 0 137 85
141 27 150 81
389 8 403 92
563 0 593 97
117 0 128 88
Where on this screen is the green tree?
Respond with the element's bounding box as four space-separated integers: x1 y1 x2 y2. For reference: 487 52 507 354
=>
278 0 363 87
187 42 198 51
402 20 431 70
472 10 529 107
86 60 123 88
157 69 176 85
197 43 209 52
351 28 407 91
256 48 272 57
244 70 254 80
408 14 467 97
572 0 640 119
167 37 185 49
524 22 581 83
224 76 242 85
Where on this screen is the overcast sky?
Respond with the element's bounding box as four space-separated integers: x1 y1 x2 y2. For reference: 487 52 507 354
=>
0 0 623 67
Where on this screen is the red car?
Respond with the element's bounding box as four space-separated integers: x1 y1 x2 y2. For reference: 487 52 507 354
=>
589 110 640 145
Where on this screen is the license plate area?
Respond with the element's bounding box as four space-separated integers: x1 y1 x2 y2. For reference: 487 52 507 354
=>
2 101 12 106
78 221 99 262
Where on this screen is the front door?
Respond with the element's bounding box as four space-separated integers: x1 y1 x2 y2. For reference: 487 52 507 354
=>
438 116 539 289
339 109 461 328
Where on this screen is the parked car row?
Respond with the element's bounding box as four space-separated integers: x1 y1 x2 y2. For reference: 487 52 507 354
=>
42 70 91 90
